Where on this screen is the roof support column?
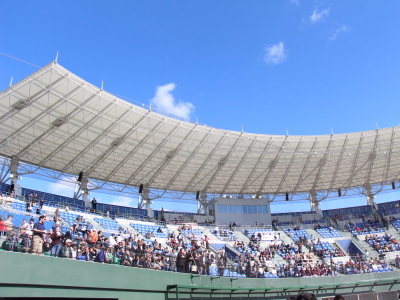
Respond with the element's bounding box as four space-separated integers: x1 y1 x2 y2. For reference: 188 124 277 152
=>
142 187 154 219
365 184 378 211
9 155 21 197
310 191 322 218
80 176 90 207
197 193 208 215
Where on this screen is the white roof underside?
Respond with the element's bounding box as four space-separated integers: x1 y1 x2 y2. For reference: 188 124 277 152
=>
1 62 400 198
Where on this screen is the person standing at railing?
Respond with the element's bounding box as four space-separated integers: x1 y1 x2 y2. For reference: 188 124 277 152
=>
50 226 64 257
0 193 5 205
91 198 97 211
32 215 47 255
5 193 14 207
3 215 13 234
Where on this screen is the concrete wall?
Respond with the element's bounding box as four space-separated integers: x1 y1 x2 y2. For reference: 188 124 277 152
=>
1 251 400 300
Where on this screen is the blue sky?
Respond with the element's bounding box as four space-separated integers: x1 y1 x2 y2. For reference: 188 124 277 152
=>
1 1 400 213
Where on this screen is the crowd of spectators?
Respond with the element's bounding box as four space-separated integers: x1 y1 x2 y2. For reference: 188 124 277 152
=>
364 234 399 254
336 256 391 274
277 262 336 277
211 228 237 242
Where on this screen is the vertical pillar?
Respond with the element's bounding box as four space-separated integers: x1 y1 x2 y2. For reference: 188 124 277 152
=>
80 176 89 207
9 155 21 196
310 191 322 218
365 184 378 211
143 187 154 218
202 193 208 216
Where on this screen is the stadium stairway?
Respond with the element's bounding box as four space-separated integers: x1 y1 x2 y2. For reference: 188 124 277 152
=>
352 236 380 259
80 214 107 233
305 228 322 239
232 228 251 243
201 227 225 243
277 230 295 245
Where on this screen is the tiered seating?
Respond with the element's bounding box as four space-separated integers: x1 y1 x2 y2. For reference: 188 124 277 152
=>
337 260 393 274
60 212 83 225
181 228 202 240
210 243 225 251
209 266 252 278
313 241 334 257
0 210 53 231
303 219 325 224
316 227 342 238
390 218 400 230
277 245 299 260
10 201 45 215
366 235 399 253
94 218 120 232
236 243 256 256
212 229 237 241
130 223 170 238
243 228 275 240
378 201 400 216
284 228 311 242
350 222 384 235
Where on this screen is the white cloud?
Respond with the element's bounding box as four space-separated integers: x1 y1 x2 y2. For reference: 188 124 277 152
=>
310 8 330 23
108 196 135 207
150 83 194 119
48 180 75 197
264 42 287 65
329 25 349 40
291 0 299 5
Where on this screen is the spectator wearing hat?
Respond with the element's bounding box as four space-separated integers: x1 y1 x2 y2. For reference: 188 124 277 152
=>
60 239 73 258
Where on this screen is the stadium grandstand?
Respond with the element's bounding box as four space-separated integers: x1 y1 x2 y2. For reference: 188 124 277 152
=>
1 62 400 299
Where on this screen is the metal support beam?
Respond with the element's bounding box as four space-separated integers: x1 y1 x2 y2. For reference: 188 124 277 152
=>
120 118 165 187
328 135 349 192
124 121 182 185
256 137 289 197
1 83 86 153
147 125 197 187
310 135 333 193
220 136 258 196
35 90 109 167
18 86 98 158
364 130 379 187
0 66 67 125
164 129 213 192
202 134 242 194
275 138 304 194
183 132 228 193
61 101 134 174
343 133 365 188
239 137 273 195
383 127 396 182
291 137 319 194
97 111 153 184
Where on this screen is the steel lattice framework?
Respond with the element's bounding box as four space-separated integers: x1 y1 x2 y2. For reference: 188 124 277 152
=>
1 62 400 201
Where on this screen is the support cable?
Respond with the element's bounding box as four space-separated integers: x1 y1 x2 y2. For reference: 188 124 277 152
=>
0 52 41 68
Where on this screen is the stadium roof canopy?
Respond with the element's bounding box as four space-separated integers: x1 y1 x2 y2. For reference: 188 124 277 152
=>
0 62 400 201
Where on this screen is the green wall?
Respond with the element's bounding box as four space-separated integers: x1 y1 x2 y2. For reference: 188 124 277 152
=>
0 251 399 300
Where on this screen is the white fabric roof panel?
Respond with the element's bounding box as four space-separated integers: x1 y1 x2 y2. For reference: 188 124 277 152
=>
0 62 400 198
